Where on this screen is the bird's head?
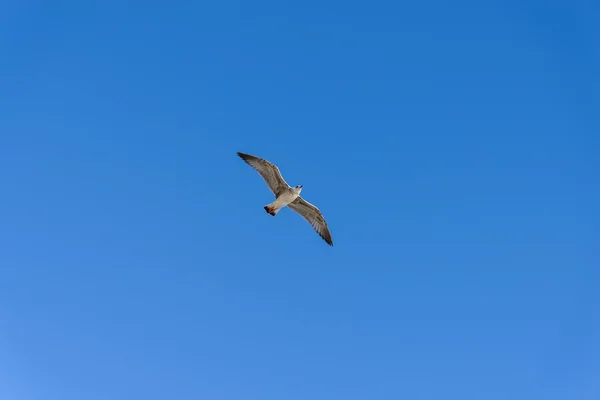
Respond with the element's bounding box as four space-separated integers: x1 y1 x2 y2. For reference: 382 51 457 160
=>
294 185 303 193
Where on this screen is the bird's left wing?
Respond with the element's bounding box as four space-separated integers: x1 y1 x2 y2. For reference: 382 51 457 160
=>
237 152 291 196
288 196 333 246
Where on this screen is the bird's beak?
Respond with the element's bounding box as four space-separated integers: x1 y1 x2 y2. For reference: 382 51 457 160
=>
299 185 303 188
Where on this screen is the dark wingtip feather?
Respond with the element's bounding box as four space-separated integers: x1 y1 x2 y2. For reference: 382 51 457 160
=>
321 229 334 246
237 152 257 163
237 152 251 164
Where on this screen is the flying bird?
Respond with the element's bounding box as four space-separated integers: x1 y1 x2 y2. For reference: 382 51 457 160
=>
237 152 333 246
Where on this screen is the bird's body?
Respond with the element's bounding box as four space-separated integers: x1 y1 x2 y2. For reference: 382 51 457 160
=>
237 151 334 246
264 186 302 216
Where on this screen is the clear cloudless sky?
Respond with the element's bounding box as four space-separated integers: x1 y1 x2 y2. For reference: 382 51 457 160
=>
1 1 598 399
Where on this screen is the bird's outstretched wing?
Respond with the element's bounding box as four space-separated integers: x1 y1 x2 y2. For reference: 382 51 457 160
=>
237 152 291 196
288 196 333 246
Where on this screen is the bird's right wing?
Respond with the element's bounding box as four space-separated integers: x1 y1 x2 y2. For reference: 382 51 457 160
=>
237 152 291 196
288 196 333 246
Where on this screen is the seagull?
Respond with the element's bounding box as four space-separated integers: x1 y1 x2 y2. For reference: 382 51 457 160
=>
237 152 334 246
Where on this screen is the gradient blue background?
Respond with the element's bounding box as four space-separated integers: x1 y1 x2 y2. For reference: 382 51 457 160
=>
1 1 598 399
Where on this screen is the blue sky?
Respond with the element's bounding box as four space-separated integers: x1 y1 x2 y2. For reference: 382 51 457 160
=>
1 1 598 399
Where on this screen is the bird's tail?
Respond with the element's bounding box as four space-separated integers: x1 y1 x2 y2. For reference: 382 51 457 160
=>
264 204 279 216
